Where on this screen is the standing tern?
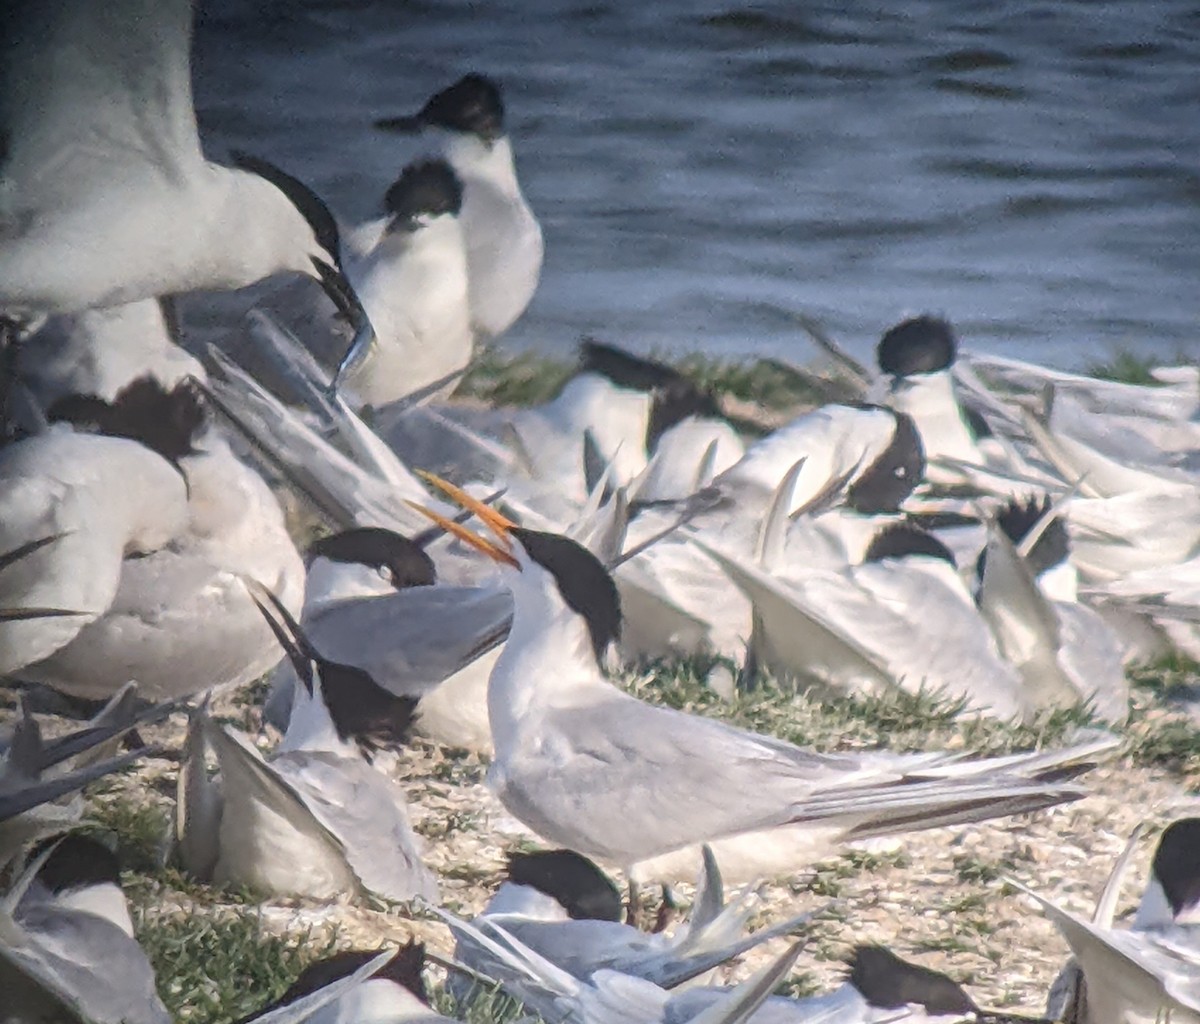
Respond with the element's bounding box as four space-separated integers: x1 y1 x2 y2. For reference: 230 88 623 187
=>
411 476 1114 887
376 73 543 341
177 588 437 902
0 0 374 370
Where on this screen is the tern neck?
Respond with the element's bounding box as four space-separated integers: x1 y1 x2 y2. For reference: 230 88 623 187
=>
888 373 979 465
334 979 428 1023
438 132 523 198
280 676 359 758
489 569 607 753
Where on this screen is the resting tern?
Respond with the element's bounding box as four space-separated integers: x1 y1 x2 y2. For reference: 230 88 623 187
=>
237 942 451 1024
0 0 374 366
376 73 543 341
1020 818 1200 1024
177 589 437 902
456 846 817 990
16 298 205 409
702 523 1027 719
265 526 510 753
3 378 305 700
1 833 171 1024
412 476 1112 886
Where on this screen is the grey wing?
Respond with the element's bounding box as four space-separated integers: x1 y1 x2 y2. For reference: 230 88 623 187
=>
7 907 170 1024
1053 602 1130 722
277 753 438 903
25 550 286 701
307 586 512 698
1 0 202 211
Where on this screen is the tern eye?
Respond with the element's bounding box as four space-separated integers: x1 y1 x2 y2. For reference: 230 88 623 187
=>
376 566 394 584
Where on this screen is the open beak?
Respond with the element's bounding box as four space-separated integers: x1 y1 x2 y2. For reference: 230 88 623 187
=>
311 257 377 399
405 471 520 569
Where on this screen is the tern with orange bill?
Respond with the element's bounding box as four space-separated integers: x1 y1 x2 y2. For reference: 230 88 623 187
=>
408 473 1116 891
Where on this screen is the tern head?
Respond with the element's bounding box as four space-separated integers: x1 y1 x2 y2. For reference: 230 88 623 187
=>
248 942 429 1021
28 833 135 936
408 473 622 666
249 583 417 758
877 315 958 383
579 339 724 452
505 849 624 922
995 496 1070 577
308 528 437 590
48 376 206 469
848 945 976 1014
376 73 506 146
1142 818 1200 925
228 152 376 390
382 159 464 234
844 410 925 513
864 522 955 566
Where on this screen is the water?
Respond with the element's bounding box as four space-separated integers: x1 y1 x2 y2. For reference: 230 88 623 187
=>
192 0 1200 371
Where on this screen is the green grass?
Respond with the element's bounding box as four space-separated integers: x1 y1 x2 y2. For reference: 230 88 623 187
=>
1087 350 1197 385
135 907 338 1023
454 343 841 412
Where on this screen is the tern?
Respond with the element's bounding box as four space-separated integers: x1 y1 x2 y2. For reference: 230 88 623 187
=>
2 378 305 700
456 846 818 989
1 834 170 1024
265 158 472 408
176 588 437 903
238 942 449 1024
411 476 1113 887
376 73 543 342
1019 818 1200 1024
16 298 205 409
0 0 374 368
264 526 511 753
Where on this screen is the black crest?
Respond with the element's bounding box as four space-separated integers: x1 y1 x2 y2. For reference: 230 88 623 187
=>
416 73 505 140
1153 818 1200 919
864 522 955 566
242 942 427 1021
996 496 1070 576
230 152 342 264
383 159 464 229
579 339 722 450
506 849 623 922
849 946 975 1013
510 528 621 664
846 411 925 514
877 315 958 377
308 528 437 590
49 376 207 465
319 661 419 757
32 833 121 894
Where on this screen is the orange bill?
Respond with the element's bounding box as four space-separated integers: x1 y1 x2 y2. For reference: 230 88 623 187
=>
414 470 516 541
405 500 520 569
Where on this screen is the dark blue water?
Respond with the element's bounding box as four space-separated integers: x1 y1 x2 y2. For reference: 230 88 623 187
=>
193 0 1200 370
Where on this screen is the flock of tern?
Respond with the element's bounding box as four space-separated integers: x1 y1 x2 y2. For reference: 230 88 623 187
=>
1 0 1199 1022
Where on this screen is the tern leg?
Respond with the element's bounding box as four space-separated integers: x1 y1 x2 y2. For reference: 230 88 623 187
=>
652 885 678 934
0 316 24 443
625 877 642 928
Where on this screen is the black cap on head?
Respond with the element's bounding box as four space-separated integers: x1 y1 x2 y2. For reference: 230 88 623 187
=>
416 73 505 141
506 849 623 922
31 833 122 894
996 496 1070 576
510 528 621 665
49 376 207 466
245 942 427 1021
1153 818 1200 919
846 411 925 514
319 661 420 758
864 522 955 566
849 946 976 1014
877 316 957 377
308 528 437 590
383 159 463 230
578 339 722 451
